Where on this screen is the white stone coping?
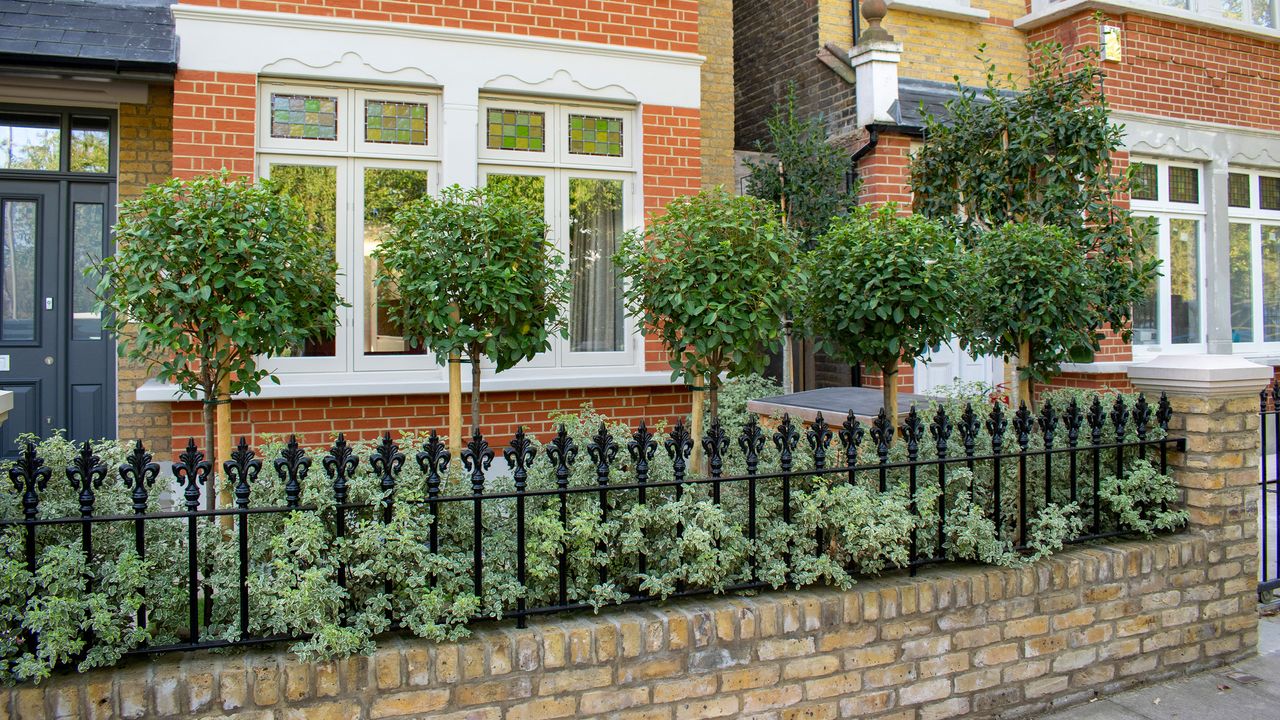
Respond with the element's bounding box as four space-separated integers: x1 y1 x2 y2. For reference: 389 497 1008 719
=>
0 390 11 424
888 0 991 22
136 371 682 402
1016 0 1280 45
1127 353 1274 397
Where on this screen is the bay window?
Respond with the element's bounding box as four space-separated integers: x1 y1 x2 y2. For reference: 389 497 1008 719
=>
254 85 642 383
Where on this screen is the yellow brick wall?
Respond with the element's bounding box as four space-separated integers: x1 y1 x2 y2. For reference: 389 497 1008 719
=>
700 0 735 190
819 0 1029 88
115 83 174 451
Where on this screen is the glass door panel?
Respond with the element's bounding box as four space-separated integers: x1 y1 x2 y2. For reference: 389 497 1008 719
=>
265 162 340 359
1 199 37 342
359 165 431 366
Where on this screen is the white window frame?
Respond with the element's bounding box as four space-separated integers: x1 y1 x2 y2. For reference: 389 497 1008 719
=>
478 96 643 374
1225 168 1280 354
256 81 442 377
1130 158 1208 357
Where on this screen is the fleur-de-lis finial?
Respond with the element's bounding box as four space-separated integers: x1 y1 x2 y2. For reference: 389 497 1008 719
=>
461 430 493 494
174 438 211 512
224 437 262 509
1110 396 1130 438
1087 396 1105 443
959 403 980 457
1133 393 1151 440
986 403 1008 451
773 413 801 471
1156 392 1173 431
870 408 894 462
900 406 925 460
703 418 730 478
68 441 108 518
1012 402 1033 450
1065 398 1083 447
504 427 537 491
665 419 694 482
840 411 864 467
588 422 619 486
628 422 658 483
806 413 832 470
739 415 767 474
930 406 952 457
323 433 359 505
274 434 310 508
371 432 405 500
119 440 160 514
417 431 450 498
546 424 578 490
1039 399 1058 447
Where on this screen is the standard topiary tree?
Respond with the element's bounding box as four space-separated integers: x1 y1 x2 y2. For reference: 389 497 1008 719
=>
956 223 1100 407
98 172 342 504
614 188 798 424
911 44 1159 404
801 205 960 420
374 184 570 438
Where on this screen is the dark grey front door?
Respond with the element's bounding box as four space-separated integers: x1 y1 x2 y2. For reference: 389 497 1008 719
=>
0 178 114 454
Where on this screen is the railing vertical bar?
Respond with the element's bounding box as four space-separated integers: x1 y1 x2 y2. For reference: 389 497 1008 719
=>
987 405 1007 546
548 425 576 608
505 428 535 629
1015 404 1031 549
589 423 617 588
1089 398 1104 535
462 431 491 601
902 408 922 575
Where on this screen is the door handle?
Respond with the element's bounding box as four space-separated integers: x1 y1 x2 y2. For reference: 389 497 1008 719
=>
44 297 52 311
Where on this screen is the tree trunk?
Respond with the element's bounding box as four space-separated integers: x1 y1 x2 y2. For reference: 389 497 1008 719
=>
690 374 704 474
1017 339 1034 410
882 365 899 424
449 351 463 456
469 343 482 436
781 317 794 394
201 394 216 513
216 374 232 513
708 374 720 424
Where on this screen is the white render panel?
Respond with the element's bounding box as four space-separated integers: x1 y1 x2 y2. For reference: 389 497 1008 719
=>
171 4 702 109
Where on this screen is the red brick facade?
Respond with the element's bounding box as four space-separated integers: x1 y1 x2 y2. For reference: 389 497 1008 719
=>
169 385 692 453
182 0 701 54
1029 12 1280 133
173 70 256 179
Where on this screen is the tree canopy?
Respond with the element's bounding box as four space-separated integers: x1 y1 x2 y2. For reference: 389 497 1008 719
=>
614 188 798 417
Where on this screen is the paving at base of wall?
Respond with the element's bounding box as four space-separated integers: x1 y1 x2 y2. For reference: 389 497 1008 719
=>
1036 614 1280 720
4 532 1256 720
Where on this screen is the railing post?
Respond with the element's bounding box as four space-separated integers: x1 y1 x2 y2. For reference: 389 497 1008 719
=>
1128 354 1271 655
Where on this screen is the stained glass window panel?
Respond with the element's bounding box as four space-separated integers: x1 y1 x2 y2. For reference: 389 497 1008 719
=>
486 109 545 152
1131 163 1158 201
364 100 428 146
1229 173 1251 208
1168 166 1199 204
270 93 338 141
568 114 624 157
1261 176 1280 211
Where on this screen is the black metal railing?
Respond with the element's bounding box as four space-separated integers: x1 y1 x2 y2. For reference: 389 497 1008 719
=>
1260 383 1280 600
2 392 1182 661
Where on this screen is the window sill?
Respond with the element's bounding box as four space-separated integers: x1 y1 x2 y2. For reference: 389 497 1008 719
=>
1017 0 1280 44
135 370 683 403
888 0 990 21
